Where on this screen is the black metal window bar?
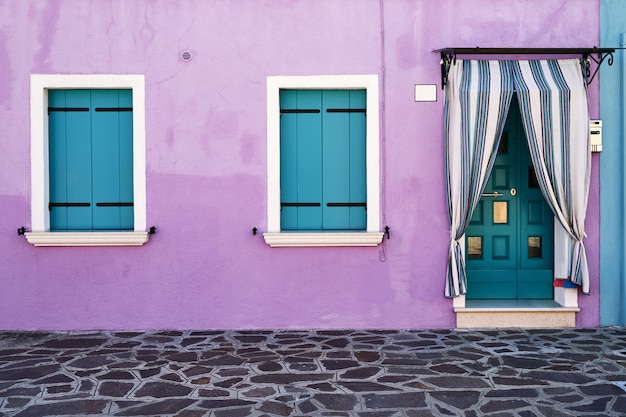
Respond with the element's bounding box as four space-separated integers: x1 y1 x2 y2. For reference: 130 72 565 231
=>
280 202 366 210
434 47 616 89
49 202 134 210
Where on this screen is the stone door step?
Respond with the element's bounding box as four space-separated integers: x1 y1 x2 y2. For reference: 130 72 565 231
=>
455 305 580 328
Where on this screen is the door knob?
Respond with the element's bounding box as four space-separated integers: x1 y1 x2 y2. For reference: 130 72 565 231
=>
510 188 517 196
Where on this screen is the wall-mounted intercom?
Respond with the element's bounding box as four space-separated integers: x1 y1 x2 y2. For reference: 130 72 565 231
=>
590 120 602 152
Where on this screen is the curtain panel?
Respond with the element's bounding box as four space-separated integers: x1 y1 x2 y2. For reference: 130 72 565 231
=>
444 59 591 298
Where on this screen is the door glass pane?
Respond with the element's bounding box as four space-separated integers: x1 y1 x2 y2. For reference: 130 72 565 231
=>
529 167 540 188
493 201 508 224
498 133 508 154
528 236 542 258
467 237 482 259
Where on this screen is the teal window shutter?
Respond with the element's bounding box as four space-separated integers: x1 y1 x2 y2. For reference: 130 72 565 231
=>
280 89 366 231
48 89 133 231
323 90 366 230
49 89 93 230
280 89 323 230
92 89 134 230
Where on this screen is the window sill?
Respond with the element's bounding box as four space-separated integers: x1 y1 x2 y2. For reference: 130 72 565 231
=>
263 232 384 247
24 231 150 247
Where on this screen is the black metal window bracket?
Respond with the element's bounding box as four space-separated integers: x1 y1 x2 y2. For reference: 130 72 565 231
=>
96 202 134 207
326 109 366 114
434 47 616 89
280 109 320 117
326 202 367 209
94 107 133 112
47 107 89 115
48 107 132 114
280 202 321 206
49 202 91 211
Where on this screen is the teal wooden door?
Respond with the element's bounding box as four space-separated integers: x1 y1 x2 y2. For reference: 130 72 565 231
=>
465 98 553 299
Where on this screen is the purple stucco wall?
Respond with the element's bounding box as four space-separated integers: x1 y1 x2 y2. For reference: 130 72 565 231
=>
0 0 601 330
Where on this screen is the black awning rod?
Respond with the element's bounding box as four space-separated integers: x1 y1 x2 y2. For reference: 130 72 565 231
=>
434 47 617 88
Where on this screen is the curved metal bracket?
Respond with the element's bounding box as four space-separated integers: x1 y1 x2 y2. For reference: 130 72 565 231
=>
440 52 456 90
583 51 614 85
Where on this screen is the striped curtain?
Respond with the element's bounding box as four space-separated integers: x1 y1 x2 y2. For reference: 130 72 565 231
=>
512 59 591 294
445 60 514 298
445 58 591 298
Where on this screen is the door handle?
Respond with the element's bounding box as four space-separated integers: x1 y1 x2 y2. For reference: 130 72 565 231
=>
482 192 503 198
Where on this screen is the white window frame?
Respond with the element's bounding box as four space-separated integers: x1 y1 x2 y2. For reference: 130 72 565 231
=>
26 74 149 246
264 74 383 247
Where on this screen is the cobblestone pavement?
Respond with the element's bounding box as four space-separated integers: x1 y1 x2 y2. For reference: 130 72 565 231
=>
1 328 626 417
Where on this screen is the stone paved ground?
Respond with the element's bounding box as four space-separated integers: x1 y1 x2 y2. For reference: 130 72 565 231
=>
1 328 626 417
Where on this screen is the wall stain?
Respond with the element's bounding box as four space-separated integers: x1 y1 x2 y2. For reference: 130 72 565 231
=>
0 31 12 108
33 1 60 72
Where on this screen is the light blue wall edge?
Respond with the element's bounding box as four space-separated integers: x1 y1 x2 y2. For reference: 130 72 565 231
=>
600 0 626 325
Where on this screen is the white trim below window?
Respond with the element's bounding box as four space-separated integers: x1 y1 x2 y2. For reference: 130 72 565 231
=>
265 74 381 247
24 232 149 247
263 232 384 247
28 74 148 246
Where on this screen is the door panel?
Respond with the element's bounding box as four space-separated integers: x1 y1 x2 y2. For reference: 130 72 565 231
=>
466 96 553 300
518 270 554 299
520 159 553 271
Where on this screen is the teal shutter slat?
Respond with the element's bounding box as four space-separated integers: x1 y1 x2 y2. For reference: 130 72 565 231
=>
118 89 134 229
323 90 351 229
296 90 322 229
280 90 299 230
64 90 93 230
349 90 367 229
48 89 133 231
48 90 69 230
92 90 122 230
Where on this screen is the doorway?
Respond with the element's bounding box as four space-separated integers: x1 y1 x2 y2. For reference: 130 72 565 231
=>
465 96 554 300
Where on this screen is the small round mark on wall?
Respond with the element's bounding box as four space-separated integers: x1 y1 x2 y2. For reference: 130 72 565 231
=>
180 50 193 62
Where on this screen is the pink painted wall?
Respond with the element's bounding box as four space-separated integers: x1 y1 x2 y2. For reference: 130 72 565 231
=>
0 0 600 330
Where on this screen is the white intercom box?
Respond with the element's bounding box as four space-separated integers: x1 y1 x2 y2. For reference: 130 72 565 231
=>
590 120 602 152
